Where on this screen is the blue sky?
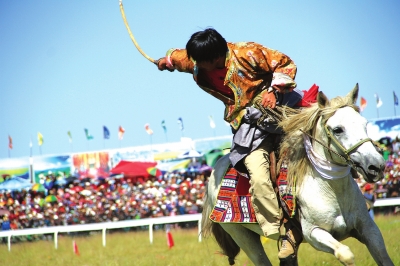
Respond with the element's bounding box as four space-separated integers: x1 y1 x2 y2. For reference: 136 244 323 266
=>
1 0 399 159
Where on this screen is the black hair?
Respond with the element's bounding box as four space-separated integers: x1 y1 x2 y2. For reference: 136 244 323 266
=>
186 28 228 63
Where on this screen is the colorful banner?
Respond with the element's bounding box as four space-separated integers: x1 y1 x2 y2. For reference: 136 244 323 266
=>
0 158 30 182
33 155 72 184
71 152 110 178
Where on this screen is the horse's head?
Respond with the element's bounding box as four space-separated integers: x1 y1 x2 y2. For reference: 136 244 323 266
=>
317 84 385 183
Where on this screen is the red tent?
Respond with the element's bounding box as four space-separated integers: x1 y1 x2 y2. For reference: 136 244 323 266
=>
110 160 157 182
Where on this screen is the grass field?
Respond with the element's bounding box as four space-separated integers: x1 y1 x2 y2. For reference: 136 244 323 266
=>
0 215 399 266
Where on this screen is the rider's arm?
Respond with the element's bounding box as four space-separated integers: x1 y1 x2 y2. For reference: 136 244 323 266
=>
157 49 194 73
253 43 297 94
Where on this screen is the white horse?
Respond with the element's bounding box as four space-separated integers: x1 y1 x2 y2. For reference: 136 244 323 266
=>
201 85 393 266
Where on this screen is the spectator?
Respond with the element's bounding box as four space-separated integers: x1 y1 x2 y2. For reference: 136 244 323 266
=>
363 183 376 220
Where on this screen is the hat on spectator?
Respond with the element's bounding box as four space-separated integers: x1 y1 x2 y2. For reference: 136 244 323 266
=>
364 183 373 191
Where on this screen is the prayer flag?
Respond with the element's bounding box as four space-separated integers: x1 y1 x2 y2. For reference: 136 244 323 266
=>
161 120 167 133
394 91 399 106
360 97 367 112
67 131 72 143
37 132 44 146
8 135 12 149
118 126 125 140
103 126 110 139
145 123 154 135
166 229 174 249
73 240 80 256
209 115 216 129
84 128 93 140
177 117 184 131
374 94 383 108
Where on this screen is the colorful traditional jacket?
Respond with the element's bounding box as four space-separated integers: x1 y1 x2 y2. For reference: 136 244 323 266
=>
166 42 297 129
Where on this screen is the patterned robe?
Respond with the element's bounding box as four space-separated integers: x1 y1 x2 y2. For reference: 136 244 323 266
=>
166 42 297 130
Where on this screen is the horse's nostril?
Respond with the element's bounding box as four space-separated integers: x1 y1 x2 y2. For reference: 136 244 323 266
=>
368 165 380 175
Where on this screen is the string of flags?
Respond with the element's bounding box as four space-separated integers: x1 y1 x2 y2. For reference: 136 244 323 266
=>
6 90 400 154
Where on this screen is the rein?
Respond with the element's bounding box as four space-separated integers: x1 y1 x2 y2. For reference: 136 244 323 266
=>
256 102 372 171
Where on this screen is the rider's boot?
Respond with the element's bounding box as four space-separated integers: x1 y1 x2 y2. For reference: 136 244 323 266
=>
278 228 300 266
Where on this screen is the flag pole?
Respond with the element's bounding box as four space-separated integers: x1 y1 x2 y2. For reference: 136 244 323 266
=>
29 139 34 183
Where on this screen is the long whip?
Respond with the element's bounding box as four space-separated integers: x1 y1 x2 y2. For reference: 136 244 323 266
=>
119 0 158 65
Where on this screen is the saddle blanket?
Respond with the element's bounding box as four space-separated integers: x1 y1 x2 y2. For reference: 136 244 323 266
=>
209 167 257 223
209 161 296 224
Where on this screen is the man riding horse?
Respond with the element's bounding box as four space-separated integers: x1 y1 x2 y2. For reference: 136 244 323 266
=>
157 28 311 262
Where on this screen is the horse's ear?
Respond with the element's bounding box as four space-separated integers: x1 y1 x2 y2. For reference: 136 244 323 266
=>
346 83 359 105
317 91 328 108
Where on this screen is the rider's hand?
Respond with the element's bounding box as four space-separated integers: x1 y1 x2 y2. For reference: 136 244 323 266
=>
261 89 277 108
157 57 174 72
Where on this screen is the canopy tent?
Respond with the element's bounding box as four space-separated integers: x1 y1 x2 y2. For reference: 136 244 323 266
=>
0 176 32 191
177 150 203 159
110 161 157 183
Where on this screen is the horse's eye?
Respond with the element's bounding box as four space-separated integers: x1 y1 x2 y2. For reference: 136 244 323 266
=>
332 127 344 135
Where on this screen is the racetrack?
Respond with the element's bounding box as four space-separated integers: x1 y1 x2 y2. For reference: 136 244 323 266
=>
0 215 399 266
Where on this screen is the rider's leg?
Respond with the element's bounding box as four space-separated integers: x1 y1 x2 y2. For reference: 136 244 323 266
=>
244 138 281 240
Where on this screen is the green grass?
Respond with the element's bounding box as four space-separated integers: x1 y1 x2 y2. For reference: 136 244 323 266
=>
0 215 399 266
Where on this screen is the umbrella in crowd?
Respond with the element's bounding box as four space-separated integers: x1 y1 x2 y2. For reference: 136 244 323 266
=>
147 167 161 177
0 207 10 216
45 195 58 203
32 183 46 192
55 178 67 186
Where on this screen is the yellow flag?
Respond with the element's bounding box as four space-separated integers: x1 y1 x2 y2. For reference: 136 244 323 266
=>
38 132 44 146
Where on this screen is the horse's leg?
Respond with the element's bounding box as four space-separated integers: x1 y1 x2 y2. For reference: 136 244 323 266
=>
308 227 355 266
221 223 273 266
353 219 394 266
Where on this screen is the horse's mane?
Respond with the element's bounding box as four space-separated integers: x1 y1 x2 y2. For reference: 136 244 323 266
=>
278 95 359 187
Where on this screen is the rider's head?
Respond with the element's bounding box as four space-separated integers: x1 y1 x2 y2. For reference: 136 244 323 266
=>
186 28 228 65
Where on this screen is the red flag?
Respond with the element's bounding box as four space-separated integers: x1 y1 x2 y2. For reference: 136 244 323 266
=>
166 230 174 249
8 135 12 149
118 126 125 140
360 97 367 112
144 123 154 135
73 240 80 256
295 84 319 107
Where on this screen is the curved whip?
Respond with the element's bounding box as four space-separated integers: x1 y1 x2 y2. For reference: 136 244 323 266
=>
119 0 157 65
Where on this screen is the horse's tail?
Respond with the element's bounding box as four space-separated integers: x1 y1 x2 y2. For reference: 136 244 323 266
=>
201 182 240 266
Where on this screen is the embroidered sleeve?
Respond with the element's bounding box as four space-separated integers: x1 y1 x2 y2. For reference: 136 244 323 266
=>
249 43 297 93
166 48 195 74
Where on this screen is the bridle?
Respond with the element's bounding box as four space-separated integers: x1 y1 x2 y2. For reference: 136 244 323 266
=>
302 106 373 170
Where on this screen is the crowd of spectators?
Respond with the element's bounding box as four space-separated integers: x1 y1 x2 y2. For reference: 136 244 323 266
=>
0 169 209 242
357 137 400 216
